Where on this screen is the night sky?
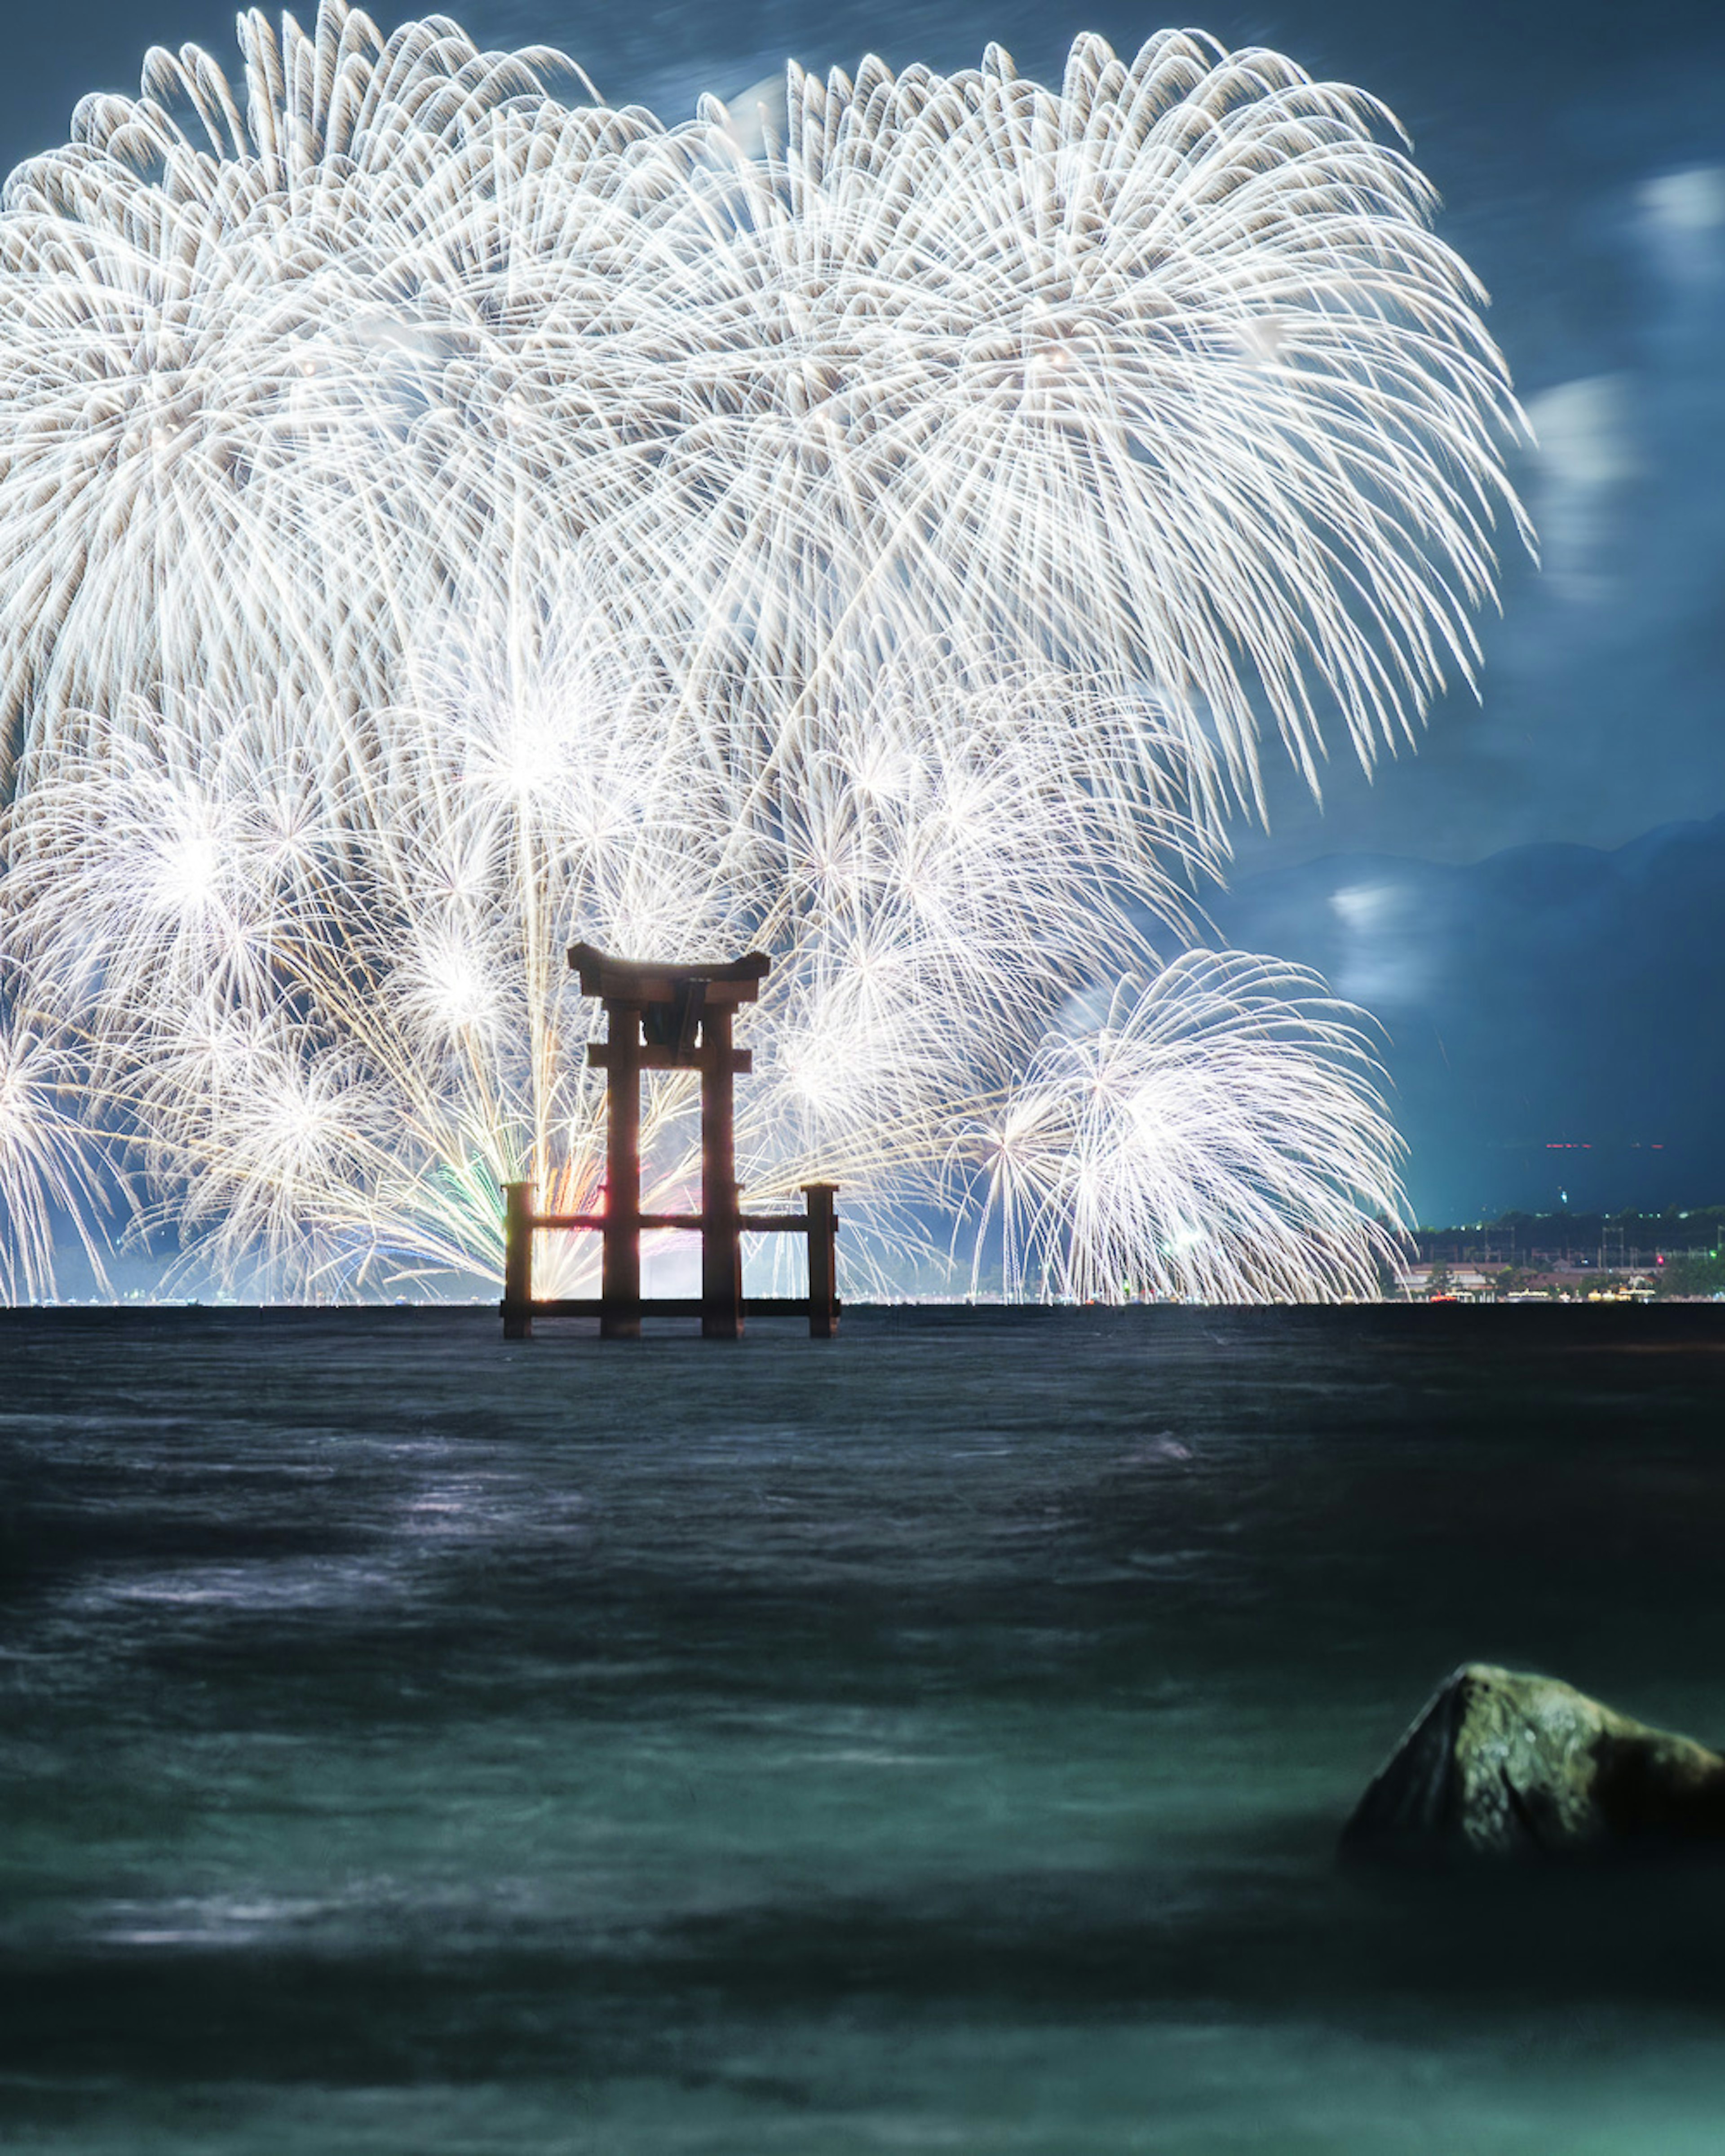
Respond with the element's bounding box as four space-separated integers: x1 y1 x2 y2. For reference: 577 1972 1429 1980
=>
5 0 1722 1224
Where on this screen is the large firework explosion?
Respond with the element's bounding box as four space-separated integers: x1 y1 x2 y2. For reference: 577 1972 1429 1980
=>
0 5 1526 1301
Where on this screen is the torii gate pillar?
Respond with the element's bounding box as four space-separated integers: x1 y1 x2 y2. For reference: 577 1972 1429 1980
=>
697 997 744 1339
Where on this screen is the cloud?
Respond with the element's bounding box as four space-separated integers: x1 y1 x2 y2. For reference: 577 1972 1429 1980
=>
1640 163 1725 275
1521 374 1641 599
1325 882 1431 1007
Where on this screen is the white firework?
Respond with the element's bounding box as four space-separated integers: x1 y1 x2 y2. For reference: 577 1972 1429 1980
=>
1 660 1407 1300
0 5 1524 804
960 956 1404 1303
0 6 1527 1300
0 981 113 1302
1 609 1239 1294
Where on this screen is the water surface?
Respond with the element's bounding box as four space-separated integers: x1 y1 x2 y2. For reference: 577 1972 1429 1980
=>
4 1303 1725 2152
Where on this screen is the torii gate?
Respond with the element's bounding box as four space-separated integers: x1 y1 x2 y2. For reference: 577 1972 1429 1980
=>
500 943 838 1340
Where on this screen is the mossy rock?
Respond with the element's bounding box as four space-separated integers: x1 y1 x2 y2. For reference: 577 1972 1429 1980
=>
1341 1663 1725 1864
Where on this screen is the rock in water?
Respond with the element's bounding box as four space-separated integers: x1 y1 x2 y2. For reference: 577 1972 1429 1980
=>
1341 1663 1725 1864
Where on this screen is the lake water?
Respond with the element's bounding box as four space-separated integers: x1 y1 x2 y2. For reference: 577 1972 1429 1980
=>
4 1302 1725 2153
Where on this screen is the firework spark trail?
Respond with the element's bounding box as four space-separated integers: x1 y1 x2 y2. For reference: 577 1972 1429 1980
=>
0 6 1524 802
608 33 1530 825
0 6 1527 1300
959 956 1405 1304
0 987 114 1301
3 622 1236 1294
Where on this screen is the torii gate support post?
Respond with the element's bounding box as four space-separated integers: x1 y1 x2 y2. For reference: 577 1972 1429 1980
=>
502 1179 534 1340
804 1182 837 1339
701 998 743 1339
602 997 644 1339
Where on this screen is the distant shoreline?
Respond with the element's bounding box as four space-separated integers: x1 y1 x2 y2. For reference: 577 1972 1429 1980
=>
5 1299 1725 1334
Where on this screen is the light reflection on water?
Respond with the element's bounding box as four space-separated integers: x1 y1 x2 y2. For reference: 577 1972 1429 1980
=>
3 1303 1725 2152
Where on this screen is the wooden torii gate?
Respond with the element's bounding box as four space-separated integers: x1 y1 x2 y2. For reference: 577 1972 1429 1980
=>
500 943 838 1340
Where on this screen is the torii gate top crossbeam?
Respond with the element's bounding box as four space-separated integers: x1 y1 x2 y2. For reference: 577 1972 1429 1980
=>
566 942 770 1009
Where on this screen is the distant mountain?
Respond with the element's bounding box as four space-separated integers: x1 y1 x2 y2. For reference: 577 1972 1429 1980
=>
1206 815 1725 1225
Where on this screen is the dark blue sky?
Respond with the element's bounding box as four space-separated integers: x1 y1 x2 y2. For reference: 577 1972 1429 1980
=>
6 0 1723 1221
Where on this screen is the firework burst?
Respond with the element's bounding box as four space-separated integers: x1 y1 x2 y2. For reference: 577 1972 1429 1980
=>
0 7 1527 1301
